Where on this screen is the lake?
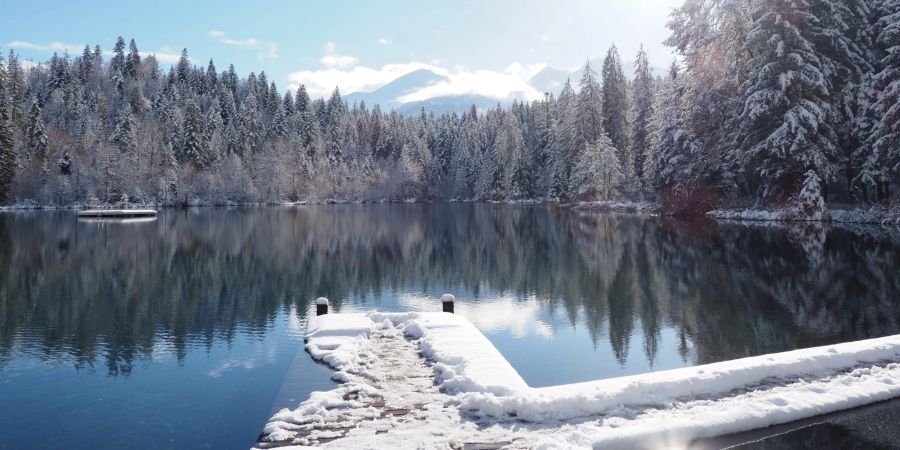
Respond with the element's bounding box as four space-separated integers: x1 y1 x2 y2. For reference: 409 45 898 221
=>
1 204 899 449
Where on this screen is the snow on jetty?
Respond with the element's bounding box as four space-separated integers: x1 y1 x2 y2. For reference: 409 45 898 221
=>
256 309 900 449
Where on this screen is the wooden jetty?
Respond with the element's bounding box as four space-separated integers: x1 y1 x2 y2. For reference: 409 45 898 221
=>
77 209 158 218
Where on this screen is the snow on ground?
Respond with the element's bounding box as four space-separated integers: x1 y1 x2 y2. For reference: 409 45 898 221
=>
256 312 900 449
709 207 900 226
571 200 658 214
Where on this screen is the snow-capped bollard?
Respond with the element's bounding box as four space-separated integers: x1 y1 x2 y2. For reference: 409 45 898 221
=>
316 297 329 316
441 294 455 313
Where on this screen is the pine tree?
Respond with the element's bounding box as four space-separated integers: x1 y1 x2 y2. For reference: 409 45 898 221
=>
868 0 900 201
655 63 689 191
239 91 261 156
111 36 126 75
176 49 191 85
7 50 25 130
125 38 141 79
26 101 49 170
181 100 209 169
571 133 621 200
111 104 137 156
493 113 527 200
631 45 654 194
324 87 346 166
735 0 839 200
575 61 603 151
294 85 318 152
548 80 578 201
79 45 94 81
282 91 295 117
788 169 829 221
0 55 15 202
269 102 288 140
601 45 630 161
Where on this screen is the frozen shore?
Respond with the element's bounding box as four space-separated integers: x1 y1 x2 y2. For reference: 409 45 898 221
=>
709 206 900 227
257 311 900 449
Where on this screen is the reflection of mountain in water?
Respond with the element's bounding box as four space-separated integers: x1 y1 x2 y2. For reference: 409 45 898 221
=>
1 205 899 376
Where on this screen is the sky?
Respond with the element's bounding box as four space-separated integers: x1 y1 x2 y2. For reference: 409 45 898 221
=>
1 0 683 100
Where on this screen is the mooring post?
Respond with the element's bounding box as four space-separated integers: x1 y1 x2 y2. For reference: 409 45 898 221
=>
316 297 329 316
441 294 455 313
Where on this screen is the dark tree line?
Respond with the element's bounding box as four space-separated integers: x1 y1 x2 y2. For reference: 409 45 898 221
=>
0 0 898 213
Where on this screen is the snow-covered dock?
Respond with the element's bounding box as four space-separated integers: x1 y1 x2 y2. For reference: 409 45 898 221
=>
256 307 900 449
76 209 158 218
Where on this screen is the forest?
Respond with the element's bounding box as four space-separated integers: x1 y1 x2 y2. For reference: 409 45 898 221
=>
0 0 898 215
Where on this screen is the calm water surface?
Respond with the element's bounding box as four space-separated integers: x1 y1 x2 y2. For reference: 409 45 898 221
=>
1 204 899 449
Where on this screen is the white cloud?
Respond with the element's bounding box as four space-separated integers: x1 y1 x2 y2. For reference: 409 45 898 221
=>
207 30 278 61
377 37 391 46
289 59 546 104
207 30 260 48
396 62 546 103
7 40 85 53
288 43 546 103
288 62 438 98
319 42 357 68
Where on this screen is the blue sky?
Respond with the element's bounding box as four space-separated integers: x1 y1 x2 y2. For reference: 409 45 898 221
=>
1 0 683 99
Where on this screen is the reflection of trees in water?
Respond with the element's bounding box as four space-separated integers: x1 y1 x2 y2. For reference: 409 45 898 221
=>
1 206 899 376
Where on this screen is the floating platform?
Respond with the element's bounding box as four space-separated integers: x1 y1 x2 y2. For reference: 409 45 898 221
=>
77 209 158 218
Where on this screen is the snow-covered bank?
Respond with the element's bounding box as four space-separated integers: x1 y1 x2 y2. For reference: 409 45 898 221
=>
570 200 658 214
710 206 900 226
258 311 900 449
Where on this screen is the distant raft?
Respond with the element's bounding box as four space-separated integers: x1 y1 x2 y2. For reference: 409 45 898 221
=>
77 209 158 218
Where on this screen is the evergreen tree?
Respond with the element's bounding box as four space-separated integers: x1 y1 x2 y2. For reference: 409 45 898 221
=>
324 87 346 165
176 49 191 85
26 101 49 170
601 45 630 161
205 59 218 93
735 0 839 200
181 100 209 168
111 104 137 156
655 63 689 191
110 36 126 75
125 38 141 79
7 50 25 130
549 80 578 201
868 0 900 200
571 133 621 200
239 91 261 156
269 102 288 140
576 61 603 151
631 45 654 194
0 56 15 202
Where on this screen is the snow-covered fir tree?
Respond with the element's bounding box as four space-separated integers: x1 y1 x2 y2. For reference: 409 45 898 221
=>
868 0 900 201
734 0 839 201
571 133 621 200
631 45 654 195
0 55 15 202
25 101 49 171
601 45 630 166
576 61 603 152
548 80 578 201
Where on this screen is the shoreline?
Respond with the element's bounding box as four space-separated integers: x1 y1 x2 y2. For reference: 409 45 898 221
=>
2 200 899 228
